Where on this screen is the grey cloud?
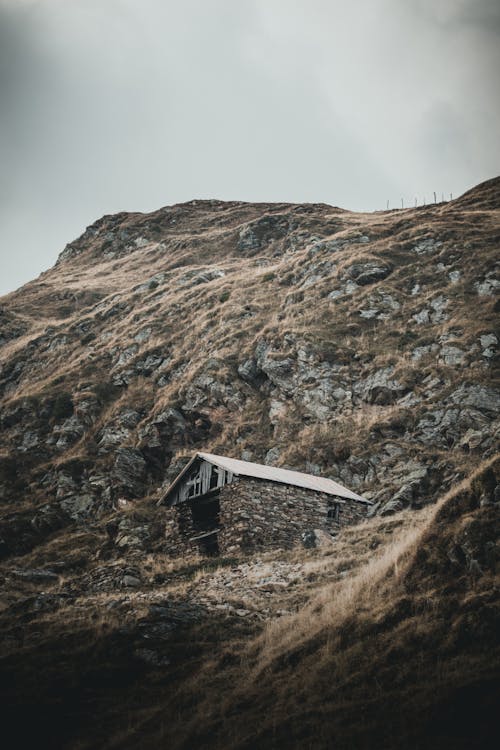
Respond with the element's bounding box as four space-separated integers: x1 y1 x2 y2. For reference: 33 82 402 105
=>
415 0 500 31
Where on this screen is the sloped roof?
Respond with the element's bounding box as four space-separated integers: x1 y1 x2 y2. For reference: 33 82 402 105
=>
161 451 369 504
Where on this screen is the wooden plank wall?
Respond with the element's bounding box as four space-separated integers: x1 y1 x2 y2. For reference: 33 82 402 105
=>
174 460 234 504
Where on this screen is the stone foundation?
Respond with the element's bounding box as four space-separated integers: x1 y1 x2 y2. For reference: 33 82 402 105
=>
164 476 369 556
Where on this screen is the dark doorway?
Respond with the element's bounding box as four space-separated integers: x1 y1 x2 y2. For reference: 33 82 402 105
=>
189 494 220 556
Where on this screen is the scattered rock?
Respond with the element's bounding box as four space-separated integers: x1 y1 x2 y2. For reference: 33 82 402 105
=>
449 385 500 416
479 333 497 358
237 358 261 384
412 238 442 255
475 277 500 296
354 368 405 405
345 261 392 285
178 268 225 286
113 448 147 497
237 214 290 253
439 345 466 366
122 574 141 588
412 344 438 361
60 494 95 520
135 327 152 343
12 568 59 583
55 415 85 450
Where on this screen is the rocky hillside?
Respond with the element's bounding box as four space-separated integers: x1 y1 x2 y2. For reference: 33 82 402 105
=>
1 178 499 556
0 177 499 749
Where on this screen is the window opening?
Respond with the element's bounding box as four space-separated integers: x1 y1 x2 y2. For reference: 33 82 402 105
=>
327 500 340 522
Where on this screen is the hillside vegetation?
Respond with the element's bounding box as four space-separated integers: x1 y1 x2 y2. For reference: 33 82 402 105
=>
0 177 499 748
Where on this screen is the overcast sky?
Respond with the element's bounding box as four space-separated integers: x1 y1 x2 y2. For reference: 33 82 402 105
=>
1 0 499 295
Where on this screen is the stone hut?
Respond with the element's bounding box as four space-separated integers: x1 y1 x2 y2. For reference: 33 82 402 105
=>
159 452 371 556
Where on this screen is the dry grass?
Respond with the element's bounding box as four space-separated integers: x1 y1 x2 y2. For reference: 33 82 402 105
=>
252 511 431 674
141 455 499 750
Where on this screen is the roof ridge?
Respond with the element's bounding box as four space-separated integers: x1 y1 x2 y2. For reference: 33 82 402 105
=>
159 451 369 505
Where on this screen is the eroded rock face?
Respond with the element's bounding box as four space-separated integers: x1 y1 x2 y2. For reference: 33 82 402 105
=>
60 493 95 520
237 214 291 253
113 448 147 498
251 338 353 420
449 384 500 415
0 505 69 558
354 368 405 405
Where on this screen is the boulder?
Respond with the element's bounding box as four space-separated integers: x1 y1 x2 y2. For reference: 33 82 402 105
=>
264 447 281 465
60 494 95 520
439 345 466 366
312 529 335 546
475 277 500 296
237 358 261 384
258 355 296 393
122 574 141 588
449 385 500 416
479 333 497 358
301 529 335 548
301 530 316 548
354 368 405 405
429 295 449 323
345 261 392 285
114 344 138 367
113 448 147 497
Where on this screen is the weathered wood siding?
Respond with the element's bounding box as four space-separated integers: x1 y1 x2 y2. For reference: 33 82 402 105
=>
171 459 233 505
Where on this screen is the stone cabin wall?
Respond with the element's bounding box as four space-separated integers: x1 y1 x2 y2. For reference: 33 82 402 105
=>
164 476 368 556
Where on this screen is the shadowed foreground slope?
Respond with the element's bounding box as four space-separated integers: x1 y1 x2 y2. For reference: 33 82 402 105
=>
0 458 498 749
124 456 499 750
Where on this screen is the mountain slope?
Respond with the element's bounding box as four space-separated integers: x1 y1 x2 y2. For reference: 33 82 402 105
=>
0 178 499 748
1 181 499 550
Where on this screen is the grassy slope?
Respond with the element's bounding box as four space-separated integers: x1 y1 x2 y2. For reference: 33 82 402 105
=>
116 456 499 750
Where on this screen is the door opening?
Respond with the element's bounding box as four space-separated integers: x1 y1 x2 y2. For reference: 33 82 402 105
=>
189 494 220 556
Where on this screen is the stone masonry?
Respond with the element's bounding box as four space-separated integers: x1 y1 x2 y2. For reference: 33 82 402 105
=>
164 476 368 556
